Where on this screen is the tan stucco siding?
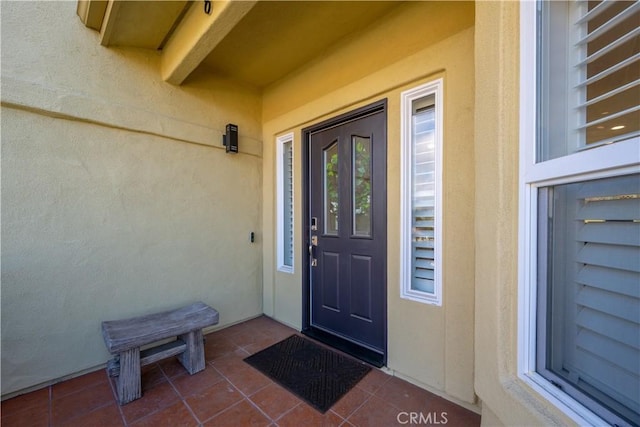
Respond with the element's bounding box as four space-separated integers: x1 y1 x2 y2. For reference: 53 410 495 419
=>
474 2 579 425
1 1 263 396
262 2 476 407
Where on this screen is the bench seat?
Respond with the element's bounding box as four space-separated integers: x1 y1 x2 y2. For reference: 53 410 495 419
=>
101 302 219 404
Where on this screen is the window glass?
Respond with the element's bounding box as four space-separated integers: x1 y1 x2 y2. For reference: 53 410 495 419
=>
411 101 436 293
537 173 640 425
528 2 640 424
352 136 372 237
324 141 339 235
276 133 294 273
400 81 442 305
537 0 640 162
282 140 294 267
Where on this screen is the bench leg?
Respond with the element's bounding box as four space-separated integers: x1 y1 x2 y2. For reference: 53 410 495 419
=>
178 330 205 374
117 348 141 405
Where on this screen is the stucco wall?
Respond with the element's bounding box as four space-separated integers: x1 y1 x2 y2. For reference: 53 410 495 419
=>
474 2 579 425
262 2 476 408
1 1 263 396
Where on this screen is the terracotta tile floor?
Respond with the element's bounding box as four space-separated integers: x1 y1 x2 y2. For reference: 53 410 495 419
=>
1 316 480 426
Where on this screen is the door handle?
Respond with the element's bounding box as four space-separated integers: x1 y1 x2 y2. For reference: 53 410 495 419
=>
309 236 318 267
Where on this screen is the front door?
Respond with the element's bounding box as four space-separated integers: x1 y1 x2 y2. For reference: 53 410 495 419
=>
303 101 387 367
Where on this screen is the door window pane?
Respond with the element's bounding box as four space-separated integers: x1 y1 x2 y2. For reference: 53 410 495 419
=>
352 136 371 237
324 141 339 235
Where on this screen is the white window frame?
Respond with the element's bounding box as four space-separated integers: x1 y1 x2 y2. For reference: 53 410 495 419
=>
276 132 294 274
517 2 640 425
400 79 444 305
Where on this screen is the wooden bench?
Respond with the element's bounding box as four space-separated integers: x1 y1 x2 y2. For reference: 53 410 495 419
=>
101 302 219 405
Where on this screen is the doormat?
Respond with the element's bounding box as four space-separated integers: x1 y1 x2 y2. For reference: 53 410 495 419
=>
244 334 371 413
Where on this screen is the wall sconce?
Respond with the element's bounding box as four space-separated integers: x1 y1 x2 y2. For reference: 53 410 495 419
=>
222 123 238 154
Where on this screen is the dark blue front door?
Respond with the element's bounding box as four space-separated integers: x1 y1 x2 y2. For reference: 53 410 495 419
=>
306 103 387 364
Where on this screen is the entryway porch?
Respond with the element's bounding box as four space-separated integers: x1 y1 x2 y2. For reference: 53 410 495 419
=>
1 316 480 426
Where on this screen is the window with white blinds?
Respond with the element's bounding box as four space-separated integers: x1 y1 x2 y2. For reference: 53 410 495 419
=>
412 103 436 294
400 80 443 305
519 1 640 425
538 0 639 160
277 134 294 273
537 174 640 426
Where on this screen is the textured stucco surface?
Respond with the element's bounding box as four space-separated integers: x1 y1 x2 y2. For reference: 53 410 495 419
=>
261 1 477 408
1 1 263 396
473 2 579 425
1 1 585 423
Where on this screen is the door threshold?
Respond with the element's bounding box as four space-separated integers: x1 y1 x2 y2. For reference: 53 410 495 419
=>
302 327 385 368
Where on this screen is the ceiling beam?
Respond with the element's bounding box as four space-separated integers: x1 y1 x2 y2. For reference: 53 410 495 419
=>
77 0 108 31
160 0 257 85
99 0 122 46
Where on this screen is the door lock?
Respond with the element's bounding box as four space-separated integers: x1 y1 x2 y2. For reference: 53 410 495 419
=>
309 235 318 267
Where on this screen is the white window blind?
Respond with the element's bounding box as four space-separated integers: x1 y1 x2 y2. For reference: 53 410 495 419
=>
538 0 640 161
539 173 640 425
276 134 294 273
412 104 436 294
576 1 640 147
283 140 294 267
400 79 442 305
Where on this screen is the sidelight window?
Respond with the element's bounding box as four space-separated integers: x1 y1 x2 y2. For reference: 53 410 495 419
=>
400 79 443 305
277 133 294 273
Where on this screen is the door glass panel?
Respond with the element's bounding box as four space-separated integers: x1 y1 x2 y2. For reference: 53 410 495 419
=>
352 136 371 237
324 141 339 235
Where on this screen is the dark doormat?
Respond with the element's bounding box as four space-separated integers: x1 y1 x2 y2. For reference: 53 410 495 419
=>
244 334 371 413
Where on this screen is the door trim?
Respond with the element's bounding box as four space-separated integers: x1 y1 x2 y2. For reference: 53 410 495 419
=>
301 99 387 367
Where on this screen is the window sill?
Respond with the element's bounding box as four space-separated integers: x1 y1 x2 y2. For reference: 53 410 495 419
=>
400 289 441 306
517 372 609 427
277 266 294 274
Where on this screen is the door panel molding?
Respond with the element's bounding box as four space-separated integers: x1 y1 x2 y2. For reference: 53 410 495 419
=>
301 99 387 367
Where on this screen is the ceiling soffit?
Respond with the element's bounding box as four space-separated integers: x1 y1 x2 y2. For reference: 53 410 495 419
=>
79 1 405 87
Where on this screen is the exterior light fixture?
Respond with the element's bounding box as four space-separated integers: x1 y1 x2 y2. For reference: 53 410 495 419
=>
611 125 625 130
222 124 238 153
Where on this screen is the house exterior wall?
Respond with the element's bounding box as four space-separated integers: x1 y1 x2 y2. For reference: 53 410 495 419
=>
474 2 579 425
1 1 263 397
262 2 477 407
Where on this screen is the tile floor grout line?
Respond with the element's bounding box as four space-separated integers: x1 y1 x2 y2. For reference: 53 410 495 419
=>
48 385 52 427
272 401 303 424
106 375 129 427
49 376 118 427
202 397 257 426
242 386 279 425
119 362 191 427
163 363 203 426
337 388 374 424
209 361 276 425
